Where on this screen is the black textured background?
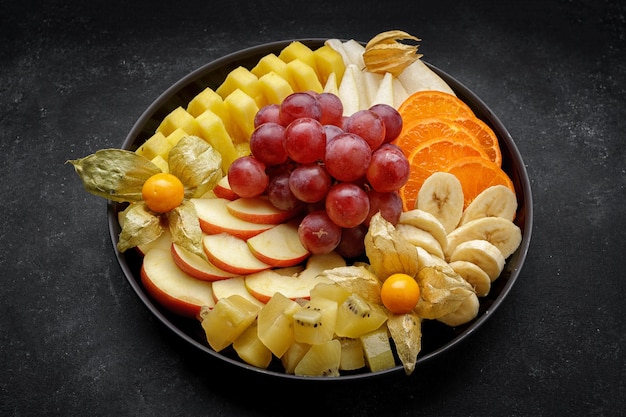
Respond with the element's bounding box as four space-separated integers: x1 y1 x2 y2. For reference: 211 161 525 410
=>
1 1 624 416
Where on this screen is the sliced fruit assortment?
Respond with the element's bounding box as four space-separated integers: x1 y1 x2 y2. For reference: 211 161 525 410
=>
69 31 524 377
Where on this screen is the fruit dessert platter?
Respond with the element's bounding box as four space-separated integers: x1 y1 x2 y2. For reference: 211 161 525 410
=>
69 31 524 378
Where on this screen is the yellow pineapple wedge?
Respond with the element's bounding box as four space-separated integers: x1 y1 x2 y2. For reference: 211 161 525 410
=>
195 109 239 172
156 106 200 137
216 66 265 108
278 41 319 78
258 71 294 105
286 59 324 93
223 89 259 144
313 44 345 86
232 322 273 369
257 292 302 358
187 87 230 124
251 53 291 80
135 131 170 160
201 294 261 352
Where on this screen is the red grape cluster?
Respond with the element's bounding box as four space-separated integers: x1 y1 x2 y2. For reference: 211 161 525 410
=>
227 91 409 258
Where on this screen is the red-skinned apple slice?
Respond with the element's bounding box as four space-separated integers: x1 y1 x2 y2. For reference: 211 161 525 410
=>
192 198 275 240
213 176 239 200
226 196 302 224
203 232 272 275
247 222 310 267
140 248 215 318
211 276 265 307
245 252 346 303
170 243 238 281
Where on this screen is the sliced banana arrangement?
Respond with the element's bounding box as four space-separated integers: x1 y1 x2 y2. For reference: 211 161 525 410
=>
396 171 522 326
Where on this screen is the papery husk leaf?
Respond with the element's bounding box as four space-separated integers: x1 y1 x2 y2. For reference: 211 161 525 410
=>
68 150 161 202
117 203 163 252
387 311 422 375
364 30 422 76
364 213 420 281
168 136 223 198
167 200 205 260
414 266 475 319
317 265 383 305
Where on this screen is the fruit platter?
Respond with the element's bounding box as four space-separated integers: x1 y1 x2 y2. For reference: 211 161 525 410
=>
69 32 532 380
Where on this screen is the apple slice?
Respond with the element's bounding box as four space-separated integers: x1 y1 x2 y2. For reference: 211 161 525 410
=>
226 196 301 224
170 243 238 281
211 276 265 308
140 248 215 318
192 197 275 240
203 233 272 275
245 251 346 303
247 222 310 267
213 176 239 200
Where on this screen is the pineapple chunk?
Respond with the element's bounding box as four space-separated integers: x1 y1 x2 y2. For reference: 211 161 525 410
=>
187 87 230 123
257 292 302 358
281 342 311 374
150 155 169 173
286 59 324 93
232 322 273 369
195 109 238 172
313 44 345 86
258 71 294 105
201 294 261 352
251 53 290 80
135 131 170 160
223 89 259 144
338 337 366 371
216 66 265 108
165 128 189 149
279 41 319 78
156 106 200 137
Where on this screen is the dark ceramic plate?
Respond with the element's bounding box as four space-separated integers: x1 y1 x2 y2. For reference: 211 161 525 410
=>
108 39 533 381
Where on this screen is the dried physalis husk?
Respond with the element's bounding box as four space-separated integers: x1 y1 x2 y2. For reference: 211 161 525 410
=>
168 135 222 198
364 213 420 281
387 311 422 375
414 265 475 319
117 202 163 252
68 149 161 202
363 30 422 76
317 265 383 305
167 200 206 259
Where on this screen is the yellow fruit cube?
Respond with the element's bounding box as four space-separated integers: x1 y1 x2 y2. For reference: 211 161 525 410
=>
279 41 319 76
286 59 324 93
156 107 200 137
150 155 169 173
258 71 294 105
135 131 170 160
216 66 265 108
313 44 345 86
235 141 251 157
223 89 259 144
195 110 238 172
165 128 189 149
187 87 229 123
251 53 290 80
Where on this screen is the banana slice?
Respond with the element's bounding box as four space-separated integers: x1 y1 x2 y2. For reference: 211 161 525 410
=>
396 223 445 259
398 209 448 253
448 239 505 281
446 216 522 260
460 185 518 226
417 172 464 234
449 260 491 297
437 292 480 327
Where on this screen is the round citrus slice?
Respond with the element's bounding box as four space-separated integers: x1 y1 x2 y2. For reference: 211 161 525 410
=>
454 117 502 166
400 137 489 211
444 156 515 209
394 117 479 154
398 90 475 122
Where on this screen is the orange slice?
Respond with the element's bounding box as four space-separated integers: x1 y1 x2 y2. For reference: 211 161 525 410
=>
400 137 490 211
453 117 502 166
444 156 515 209
398 90 475 122
394 117 479 154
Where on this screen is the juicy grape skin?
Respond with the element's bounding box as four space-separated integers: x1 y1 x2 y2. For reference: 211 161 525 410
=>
325 183 370 228
288 164 332 203
344 109 386 150
366 145 411 193
298 210 342 254
279 92 322 125
369 103 403 144
249 122 288 166
267 171 300 211
284 118 326 164
324 133 372 182
228 156 269 198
